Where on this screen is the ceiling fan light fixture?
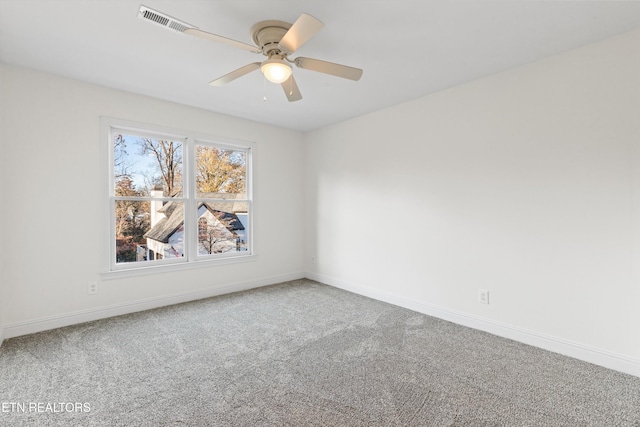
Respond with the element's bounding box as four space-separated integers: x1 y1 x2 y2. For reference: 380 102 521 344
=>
261 57 292 84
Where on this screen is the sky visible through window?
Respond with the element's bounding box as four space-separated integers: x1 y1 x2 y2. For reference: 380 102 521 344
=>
114 134 181 193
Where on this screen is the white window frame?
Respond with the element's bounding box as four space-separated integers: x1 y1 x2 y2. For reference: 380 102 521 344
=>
101 117 255 279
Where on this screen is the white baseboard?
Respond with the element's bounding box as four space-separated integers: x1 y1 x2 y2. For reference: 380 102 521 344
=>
307 272 640 379
4 270 639 379
1 272 305 340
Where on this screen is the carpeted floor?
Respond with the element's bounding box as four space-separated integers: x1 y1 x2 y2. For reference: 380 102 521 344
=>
1 279 639 426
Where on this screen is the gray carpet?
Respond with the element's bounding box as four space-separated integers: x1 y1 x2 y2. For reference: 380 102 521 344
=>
1 279 639 426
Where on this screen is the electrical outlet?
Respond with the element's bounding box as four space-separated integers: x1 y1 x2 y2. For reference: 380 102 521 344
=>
478 289 489 304
88 281 98 295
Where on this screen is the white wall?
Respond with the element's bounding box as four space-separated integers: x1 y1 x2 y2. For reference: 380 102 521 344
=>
305 29 640 375
0 64 305 335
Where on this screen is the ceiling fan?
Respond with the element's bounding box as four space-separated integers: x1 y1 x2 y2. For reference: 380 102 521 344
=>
138 6 363 102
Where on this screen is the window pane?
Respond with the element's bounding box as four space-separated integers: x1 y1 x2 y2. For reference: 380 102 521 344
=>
195 145 246 198
115 200 185 264
113 134 183 197
196 201 249 255
114 200 151 264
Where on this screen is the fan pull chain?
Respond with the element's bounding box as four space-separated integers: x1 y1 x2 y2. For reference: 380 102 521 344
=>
263 76 267 102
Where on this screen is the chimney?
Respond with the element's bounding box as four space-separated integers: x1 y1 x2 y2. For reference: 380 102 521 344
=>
150 185 164 226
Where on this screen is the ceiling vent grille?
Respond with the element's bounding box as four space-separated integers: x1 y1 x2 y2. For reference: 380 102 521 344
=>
138 5 193 33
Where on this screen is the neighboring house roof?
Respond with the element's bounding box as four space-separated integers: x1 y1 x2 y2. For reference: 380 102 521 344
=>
144 203 184 243
144 200 244 244
157 200 179 216
209 208 245 232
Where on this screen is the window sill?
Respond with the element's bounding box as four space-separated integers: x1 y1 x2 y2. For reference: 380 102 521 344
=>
101 253 257 280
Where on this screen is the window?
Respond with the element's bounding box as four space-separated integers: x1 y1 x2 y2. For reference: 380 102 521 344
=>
103 118 254 274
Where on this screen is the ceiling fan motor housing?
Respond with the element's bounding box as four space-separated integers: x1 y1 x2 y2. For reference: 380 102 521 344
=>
251 20 292 55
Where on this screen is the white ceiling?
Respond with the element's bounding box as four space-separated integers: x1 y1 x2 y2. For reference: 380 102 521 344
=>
1 1 640 132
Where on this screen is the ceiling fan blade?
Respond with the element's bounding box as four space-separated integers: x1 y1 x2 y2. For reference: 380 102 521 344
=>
278 13 324 54
281 75 302 102
209 63 261 86
185 28 261 53
295 57 363 81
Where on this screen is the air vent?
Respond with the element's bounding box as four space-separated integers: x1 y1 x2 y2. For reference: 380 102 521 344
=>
138 5 194 33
